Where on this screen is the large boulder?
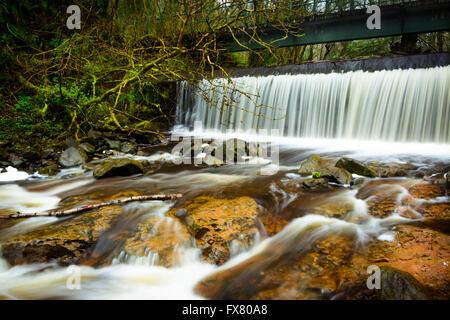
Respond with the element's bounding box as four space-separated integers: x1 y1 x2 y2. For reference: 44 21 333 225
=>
335 157 375 177
168 196 261 265
298 154 336 176
93 159 144 179
59 146 88 167
318 167 352 185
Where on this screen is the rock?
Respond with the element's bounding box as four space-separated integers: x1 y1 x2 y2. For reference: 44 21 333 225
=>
408 183 445 200
59 147 88 167
368 224 449 299
119 141 137 154
113 215 193 267
78 142 95 154
195 155 224 167
351 177 366 186
298 154 336 176
105 138 121 150
22 150 41 163
93 159 144 179
446 172 450 194
1 205 123 266
318 167 352 185
168 196 261 265
195 235 370 300
9 154 23 167
375 266 429 300
302 178 332 191
87 129 103 140
368 161 411 177
335 157 375 177
38 164 60 176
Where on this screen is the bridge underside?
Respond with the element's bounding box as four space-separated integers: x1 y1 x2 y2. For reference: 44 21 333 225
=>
221 1 450 52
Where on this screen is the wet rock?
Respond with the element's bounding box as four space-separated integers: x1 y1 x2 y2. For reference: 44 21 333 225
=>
351 177 366 186
195 235 371 300
367 225 450 299
307 199 354 219
1 206 123 266
298 154 336 176
114 215 192 267
335 157 375 177
318 167 352 185
302 178 333 191
38 164 60 176
194 155 224 167
375 266 429 300
368 161 413 178
408 183 445 200
119 141 137 154
78 142 95 154
168 196 260 265
59 146 88 167
93 159 144 179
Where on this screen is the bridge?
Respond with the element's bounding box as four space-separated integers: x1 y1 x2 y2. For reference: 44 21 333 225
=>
215 0 450 51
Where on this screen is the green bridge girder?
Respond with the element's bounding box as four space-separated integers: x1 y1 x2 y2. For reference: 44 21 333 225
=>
220 0 450 51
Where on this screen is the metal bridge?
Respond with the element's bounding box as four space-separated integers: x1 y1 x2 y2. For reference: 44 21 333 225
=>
217 0 450 51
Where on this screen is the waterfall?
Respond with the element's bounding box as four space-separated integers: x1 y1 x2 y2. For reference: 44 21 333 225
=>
176 66 450 143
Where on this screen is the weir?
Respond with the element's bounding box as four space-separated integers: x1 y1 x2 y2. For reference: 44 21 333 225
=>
176 58 450 144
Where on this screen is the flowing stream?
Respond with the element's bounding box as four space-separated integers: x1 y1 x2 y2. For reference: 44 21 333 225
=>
0 65 449 299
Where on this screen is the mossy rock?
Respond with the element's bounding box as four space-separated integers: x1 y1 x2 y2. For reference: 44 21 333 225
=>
38 164 60 176
376 266 429 300
298 154 336 176
335 157 375 177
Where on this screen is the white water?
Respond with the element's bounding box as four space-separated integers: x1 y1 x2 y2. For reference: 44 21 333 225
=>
0 165 427 299
177 66 450 143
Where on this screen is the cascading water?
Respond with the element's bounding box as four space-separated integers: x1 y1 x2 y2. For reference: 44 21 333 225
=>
176 66 450 143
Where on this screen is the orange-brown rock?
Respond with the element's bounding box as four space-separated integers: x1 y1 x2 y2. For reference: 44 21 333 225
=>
1 205 123 266
195 222 449 300
408 183 446 200
113 215 193 267
195 234 372 300
168 196 260 265
367 224 450 299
